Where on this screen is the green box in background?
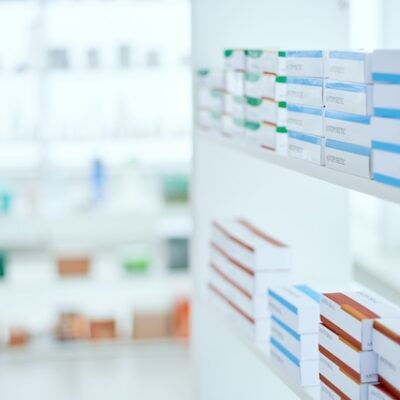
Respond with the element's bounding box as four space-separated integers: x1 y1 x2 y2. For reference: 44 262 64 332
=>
0 251 7 279
166 238 189 271
121 245 152 274
161 175 189 204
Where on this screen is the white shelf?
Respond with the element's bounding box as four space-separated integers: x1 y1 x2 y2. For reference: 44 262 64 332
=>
200 131 400 205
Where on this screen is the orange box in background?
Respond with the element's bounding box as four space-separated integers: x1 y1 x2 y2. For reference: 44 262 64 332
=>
172 298 190 340
133 310 172 340
8 327 30 347
89 319 116 340
55 312 89 341
57 256 91 277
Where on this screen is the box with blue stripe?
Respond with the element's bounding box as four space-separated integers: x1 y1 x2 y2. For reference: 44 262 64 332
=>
270 336 319 386
283 50 327 78
372 50 400 84
327 51 372 83
325 138 371 179
286 104 324 137
287 130 325 165
324 80 373 116
285 77 324 107
267 285 320 334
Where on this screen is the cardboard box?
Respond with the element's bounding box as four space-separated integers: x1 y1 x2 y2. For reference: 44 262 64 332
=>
211 219 291 272
369 384 398 400
320 353 370 400
286 104 324 137
224 49 246 71
245 120 288 154
327 51 372 83
245 97 287 125
325 139 371 179
57 256 90 277
210 242 291 296
372 141 400 187
267 285 320 334
225 70 245 96
133 310 171 339
270 336 319 386
324 111 371 147
286 77 324 107
271 315 318 360
8 327 30 347
197 68 225 90
320 379 342 400
320 292 400 351
224 93 245 119
208 282 270 342
89 319 116 340
55 312 88 341
319 324 378 383
324 80 373 116
372 49 400 83
284 50 326 78
373 83 400 118
288 131 325 165
245 49 285 74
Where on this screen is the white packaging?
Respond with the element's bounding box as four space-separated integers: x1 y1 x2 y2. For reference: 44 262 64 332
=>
320 353 370 400
267 285 320 334
320 292 400 351
224 49 245 71
221 114 245 138
325 139 370 179
287 131 325 165
211 219 292 271
373 84 400 119
286 104 324 137
320 380 342 400
245 120 288 155
270 315 318 360
369 384 398 400
284 50 326 78
245 97 287 125
372 142 400 187
225 70 245 96
319 324 378 383
197 68 225 90
371 117 400 145
245 49 286 74
286 77 324 107
327 51 372 83
324 111 371 147
198 110 221 131
270 336 319 386
372 50 400 83
377 352 400 398
198 88 224 111
223 93 246 119
324 80 373 116
373 319 400 366
210 242 292 296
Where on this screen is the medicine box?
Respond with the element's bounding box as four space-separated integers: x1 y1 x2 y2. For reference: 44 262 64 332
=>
267 285 320 334
221 114 245 138
320 292 400 351
284 50 326 78
372 141 400 187
324 80 373 116
320 379 342 400
197 68 225 91
211 219 291 271
320 353 370 400
245 49 286 75
288 131 325 165
270 336 319 386
198 88 224 111
319 324 378 383
327 51 372 83
224 49 245 71
225 70 245 96
223 93 245 119
324 111 371 147
286 104 324 137
376 352 400 398
198 109 222 131
285 77 324 107
244 72 287 101
270 315 318 360
369 384 398 400
325 139 370 179
372 49 400 84
245 97 287 125
373 84 400 119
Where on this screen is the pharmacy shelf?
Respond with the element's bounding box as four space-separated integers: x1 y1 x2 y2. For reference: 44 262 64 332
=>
205 299 319 400
200 131 400 205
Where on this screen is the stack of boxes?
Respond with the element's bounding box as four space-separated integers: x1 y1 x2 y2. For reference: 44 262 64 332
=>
324 51 373 178
370 319 400 399
371 50 400 188
197 68 225 132
319 291 400 400
208 218 292 342
243 49 288 154
285 51 326 165
222 49 247 139
267 285 320 386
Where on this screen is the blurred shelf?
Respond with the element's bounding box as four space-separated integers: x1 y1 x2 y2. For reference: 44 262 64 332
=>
200 131 400 205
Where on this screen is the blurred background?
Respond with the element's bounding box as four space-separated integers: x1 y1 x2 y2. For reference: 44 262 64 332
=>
0 0 192 399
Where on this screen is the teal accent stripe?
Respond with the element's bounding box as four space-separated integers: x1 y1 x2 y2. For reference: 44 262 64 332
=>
271 315 300 341
286 77 323 87
374 173 400 187
372 140 400 154
329 51 367 61
374 107 400 119
325 110 370 125
326 139 370 156
288 131 322 145
294 284 320 304
325 81 369 93
287 104 323 116
268 289 298 315
287 50 323 58
372 72 400 83
270 337 300 367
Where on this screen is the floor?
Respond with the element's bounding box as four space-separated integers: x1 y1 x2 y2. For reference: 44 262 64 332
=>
0 341 193 400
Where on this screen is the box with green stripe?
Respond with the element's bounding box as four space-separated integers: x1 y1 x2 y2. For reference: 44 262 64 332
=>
198 87 224 112
225 70 245 96
196 68 225 90
245 49 286 75
222 114 245 138
244 72 287 101
223 93 245 119
245 97 287 126
245 120 288 154
224 48 245 71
